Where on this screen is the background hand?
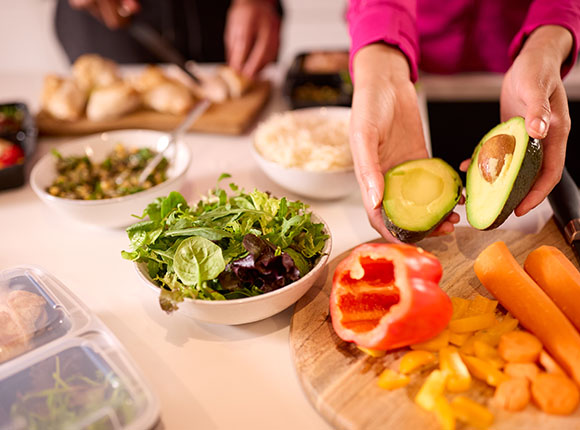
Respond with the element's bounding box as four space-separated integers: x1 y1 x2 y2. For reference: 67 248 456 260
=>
351 44 460 241
500 25 573 216
225 0 281 78
69 0 140 29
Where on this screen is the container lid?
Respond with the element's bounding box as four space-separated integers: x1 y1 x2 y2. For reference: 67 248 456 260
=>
0 267 159 430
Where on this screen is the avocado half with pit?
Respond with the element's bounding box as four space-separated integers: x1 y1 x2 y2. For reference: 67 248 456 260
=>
466 116 543 230
381 158 463 243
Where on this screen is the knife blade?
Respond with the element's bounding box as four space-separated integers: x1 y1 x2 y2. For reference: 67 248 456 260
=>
127 22 202 86
547 166 580 265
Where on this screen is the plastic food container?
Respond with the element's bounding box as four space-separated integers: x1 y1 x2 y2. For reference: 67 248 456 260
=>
0 266 159 430
0 102 37 191
283 50 352 109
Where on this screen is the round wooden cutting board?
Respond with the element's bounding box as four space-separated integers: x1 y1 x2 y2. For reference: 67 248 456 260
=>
289 219 580 430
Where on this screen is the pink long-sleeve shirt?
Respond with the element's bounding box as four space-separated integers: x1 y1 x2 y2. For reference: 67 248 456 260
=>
348 0 580 82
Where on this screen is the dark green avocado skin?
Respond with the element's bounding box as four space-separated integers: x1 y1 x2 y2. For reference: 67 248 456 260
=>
482 137 542 231
381 183 462 243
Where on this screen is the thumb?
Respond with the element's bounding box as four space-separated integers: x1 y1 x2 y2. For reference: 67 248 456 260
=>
523 90 551 140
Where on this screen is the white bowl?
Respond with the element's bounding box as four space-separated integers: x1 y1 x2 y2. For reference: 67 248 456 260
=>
134 215 332 325
30 129 190 229
252 107 358 200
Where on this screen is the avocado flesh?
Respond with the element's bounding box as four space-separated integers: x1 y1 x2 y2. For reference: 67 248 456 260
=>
382 158 463 243
466 116 542 230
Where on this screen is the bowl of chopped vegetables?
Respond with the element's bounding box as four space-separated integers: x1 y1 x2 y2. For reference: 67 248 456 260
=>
124 175 332 325
30 129 190 228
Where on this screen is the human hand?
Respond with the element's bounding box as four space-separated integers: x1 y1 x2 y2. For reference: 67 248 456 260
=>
351 44 460 241
499 25 573 216
69 0 140 29
225 0 281 78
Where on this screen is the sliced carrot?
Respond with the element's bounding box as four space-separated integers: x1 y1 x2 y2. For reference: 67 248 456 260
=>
474 241 580 385
524 245 580 331
493 378 530 411
497 331 542 363
538 350 565 375
504 362 540 381
531 372 580 415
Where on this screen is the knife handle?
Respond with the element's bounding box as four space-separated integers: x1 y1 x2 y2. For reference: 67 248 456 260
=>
548 166 580 242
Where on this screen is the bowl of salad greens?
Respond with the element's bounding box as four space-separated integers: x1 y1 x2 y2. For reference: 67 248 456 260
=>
30 129 190 228
123 174 332 325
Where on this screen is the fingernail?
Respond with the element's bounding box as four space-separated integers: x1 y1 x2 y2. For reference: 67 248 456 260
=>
532 118 547 137
369 187 381 209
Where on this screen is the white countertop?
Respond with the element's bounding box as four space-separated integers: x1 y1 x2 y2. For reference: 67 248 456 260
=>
0 65 556 430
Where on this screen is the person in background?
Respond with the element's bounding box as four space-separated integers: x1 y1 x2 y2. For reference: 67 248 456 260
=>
347 0 580 240
55 0 282 78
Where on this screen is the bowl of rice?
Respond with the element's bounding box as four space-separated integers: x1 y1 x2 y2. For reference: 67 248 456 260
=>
251 107 357 200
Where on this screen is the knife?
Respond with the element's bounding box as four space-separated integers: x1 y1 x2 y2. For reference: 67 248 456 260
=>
548 166 580 265
127 22 203 86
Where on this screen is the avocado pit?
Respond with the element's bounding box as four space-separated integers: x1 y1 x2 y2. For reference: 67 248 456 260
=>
478 134 516 183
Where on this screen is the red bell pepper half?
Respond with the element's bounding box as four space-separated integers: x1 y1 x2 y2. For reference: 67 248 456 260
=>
330 243 452 350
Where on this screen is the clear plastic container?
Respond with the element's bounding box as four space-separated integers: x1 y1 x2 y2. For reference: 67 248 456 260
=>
0 266 159 430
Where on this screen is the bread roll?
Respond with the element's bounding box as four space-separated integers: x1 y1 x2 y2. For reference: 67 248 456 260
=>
86 81 141 121
41 75 87 121
72 54 121 93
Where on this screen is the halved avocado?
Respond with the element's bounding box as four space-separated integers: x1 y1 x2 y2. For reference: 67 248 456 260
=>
381 158 463 243
466 117 542 230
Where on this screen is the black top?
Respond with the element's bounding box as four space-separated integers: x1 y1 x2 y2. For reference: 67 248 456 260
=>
55 0 283 64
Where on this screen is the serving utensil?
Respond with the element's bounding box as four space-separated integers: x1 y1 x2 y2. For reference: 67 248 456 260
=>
137 98 210 184
548 166 580 265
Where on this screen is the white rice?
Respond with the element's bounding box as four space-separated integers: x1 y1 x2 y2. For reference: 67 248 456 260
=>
254 111 352 171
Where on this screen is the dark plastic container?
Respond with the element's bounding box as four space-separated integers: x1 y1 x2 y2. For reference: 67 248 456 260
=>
0 102 37 191
284 50 353 109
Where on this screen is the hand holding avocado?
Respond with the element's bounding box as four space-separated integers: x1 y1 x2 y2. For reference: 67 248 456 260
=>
350 44 461 242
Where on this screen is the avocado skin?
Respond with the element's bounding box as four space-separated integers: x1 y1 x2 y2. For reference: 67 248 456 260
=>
482 137 542 231
381 183 462 243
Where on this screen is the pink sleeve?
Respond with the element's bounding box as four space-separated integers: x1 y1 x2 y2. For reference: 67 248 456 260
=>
509 0 580 77
347 0 419 82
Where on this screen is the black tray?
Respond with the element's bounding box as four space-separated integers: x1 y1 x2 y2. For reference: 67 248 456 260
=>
284 50 353 109
0 102 37 191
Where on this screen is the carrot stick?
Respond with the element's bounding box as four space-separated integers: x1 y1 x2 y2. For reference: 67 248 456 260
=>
524 245 580 331
474 241 580 386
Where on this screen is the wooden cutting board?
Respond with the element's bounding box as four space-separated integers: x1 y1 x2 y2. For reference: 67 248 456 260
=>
36 80 271 136
290 219 580 430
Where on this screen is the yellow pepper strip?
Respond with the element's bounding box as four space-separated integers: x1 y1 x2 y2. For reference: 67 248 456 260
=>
434 396 456 430
449 332 471 347
451 396 494 429
467 295 498 316
357 345 386 357
415 370 449 411
451 297 471 320
461 355 509 387
377 369 410 390
411 329 450 352
399 350 437 374
448 314 497 333
474 340 505 369
474 316 519 347
439 346 471 392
